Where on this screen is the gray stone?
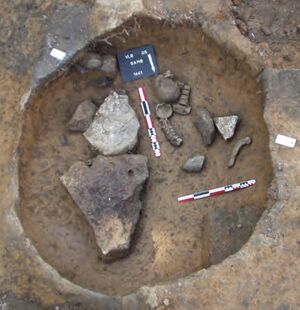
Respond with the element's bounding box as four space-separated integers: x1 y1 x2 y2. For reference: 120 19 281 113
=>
101 55 117 76
95 76 113 88
79 52 102 70
194 108 216 145
214 115 239 140
228 136 252 167
182 155 205 172
60 154 149 262
68 99 97 132
84 91 140 155
154 74 181 103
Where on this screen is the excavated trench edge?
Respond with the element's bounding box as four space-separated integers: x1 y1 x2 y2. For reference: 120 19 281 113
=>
14 14 277 301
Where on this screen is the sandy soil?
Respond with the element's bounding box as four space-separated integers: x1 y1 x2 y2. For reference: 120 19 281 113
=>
19 19 273 295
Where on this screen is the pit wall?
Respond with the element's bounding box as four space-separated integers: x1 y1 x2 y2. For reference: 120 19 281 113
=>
0 0 299 309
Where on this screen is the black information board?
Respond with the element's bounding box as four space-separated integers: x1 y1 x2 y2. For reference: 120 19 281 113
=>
117 44 159 82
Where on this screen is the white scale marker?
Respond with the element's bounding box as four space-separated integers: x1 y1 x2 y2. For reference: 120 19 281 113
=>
50 48 66 60
275 134 296 148
147 54 156 72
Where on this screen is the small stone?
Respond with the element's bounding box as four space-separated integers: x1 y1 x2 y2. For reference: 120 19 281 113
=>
194 108 216 146
182 155 205 172
173 103 191 115
60 154 149 262
95 76 113 88
79 52 102 70
68 99 97 132
154 74 181 103
163 299 170 306
84 91 140 155
214 115 239 140
101 55 117 76
156 103 173 119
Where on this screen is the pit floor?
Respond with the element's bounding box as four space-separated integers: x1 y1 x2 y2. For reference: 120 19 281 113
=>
19 20 273 295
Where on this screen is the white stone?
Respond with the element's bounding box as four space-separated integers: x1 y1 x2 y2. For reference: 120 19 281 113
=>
214 115 239 141
84 91 140 155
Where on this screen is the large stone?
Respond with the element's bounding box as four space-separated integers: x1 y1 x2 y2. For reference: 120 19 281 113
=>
68 99 97 132
214 115 239 140
60 154 149 262
182 155 205 172
194 108 216 145
84 91 140 155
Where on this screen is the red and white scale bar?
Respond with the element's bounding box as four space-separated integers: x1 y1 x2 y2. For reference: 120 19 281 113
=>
178 179 256 203
138 87 161 157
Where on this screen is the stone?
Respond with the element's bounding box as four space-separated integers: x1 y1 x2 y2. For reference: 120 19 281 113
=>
202 206 263 267
154 74 181 103
194 108 216 145
84 91 140 155
182 155 205 172
156 103 173 119
79 52 102 70
95 76 113 88
101 55 117 76
213 115 239 140
228 136 252 167
60 154 149 262
67 99 97 132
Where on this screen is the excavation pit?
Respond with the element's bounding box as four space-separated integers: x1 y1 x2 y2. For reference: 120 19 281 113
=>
18 18 273 296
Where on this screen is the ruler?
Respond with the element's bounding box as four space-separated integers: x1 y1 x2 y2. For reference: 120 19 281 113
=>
178 179 256 203
138 87 161 157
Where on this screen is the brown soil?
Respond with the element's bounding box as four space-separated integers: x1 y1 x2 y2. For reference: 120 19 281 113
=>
18 19 273 296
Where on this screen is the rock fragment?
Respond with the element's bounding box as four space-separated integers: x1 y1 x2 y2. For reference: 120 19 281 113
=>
194 108 216 145
101 55 117 76
60 154 149 262
95 76 113 88
78 52 102 71
214 115 239 141
182 155 205 172
228 136 252 168
84 91 140 155
68 99 97 132
154 72 181 103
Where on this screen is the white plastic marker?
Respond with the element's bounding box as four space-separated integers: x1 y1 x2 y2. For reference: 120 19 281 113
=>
147 54 156 72
275 134 296 148
138 87 161 157
50 48 66 60
178 179 256 203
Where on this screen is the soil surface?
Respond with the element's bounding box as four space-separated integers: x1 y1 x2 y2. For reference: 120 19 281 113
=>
19 19 273 295
231 0 300 67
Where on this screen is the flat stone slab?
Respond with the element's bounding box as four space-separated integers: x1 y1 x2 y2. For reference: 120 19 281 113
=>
214 115 239 140
84 91 140 155
60 154 149 262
